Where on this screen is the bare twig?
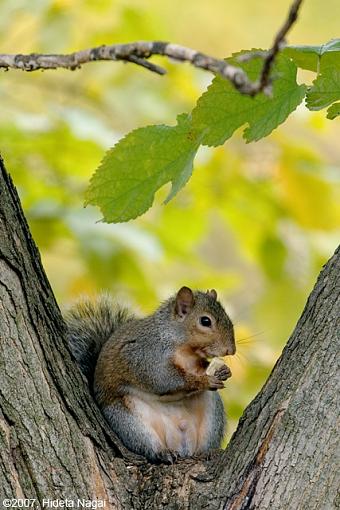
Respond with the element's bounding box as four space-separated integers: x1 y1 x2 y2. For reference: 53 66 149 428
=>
0 0 304 96
0 42 256 94
258 0 304 93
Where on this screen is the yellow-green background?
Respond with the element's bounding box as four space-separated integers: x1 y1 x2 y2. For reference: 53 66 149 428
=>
1 0 339 439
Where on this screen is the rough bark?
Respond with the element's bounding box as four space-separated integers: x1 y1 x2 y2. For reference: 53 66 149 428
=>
0 155 339 510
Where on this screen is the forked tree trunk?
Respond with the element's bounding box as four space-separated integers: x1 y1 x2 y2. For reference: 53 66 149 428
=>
0 156 339 509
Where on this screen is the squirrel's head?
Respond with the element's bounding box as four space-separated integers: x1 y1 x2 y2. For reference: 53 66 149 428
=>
173 286 235 358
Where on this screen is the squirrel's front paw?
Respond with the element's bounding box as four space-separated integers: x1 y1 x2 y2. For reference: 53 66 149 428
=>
207 375 225 390
206 358 232 383
214 364 232 381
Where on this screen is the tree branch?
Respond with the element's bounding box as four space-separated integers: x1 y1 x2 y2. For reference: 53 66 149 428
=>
0 0 304 96
259 0 304 93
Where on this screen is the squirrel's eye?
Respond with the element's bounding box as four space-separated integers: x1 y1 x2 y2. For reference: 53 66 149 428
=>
200 316 212 327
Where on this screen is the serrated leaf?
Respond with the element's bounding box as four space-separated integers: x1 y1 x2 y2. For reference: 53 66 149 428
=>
192 53 306 146
85 114 200 223
284 46 322 72
306 68 340 111
284 39 340 72
326 102 340 119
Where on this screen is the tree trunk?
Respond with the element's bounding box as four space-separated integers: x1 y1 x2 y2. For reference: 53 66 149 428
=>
0 156 339 510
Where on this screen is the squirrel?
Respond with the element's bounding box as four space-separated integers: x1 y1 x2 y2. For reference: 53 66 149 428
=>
65 286 235 463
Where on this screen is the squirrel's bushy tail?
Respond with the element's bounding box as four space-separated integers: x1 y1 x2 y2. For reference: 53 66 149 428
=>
65 294 132 384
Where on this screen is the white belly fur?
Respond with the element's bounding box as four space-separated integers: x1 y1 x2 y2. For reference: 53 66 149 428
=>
128 387 214 455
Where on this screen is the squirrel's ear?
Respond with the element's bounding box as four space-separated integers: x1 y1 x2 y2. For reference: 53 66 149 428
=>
207 289 217 300
175 286 194 318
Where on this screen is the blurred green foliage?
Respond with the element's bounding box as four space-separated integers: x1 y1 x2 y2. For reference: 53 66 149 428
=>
0 0 339 439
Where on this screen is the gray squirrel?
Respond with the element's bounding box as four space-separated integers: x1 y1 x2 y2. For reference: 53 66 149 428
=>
65 286 235 463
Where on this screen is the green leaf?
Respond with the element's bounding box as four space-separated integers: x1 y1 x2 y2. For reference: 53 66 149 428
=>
284 39 340 72
306 67 340 111
192 53 306 146
326 102 340 119
85 114 200 223
288 39 340 114
284 46 322 72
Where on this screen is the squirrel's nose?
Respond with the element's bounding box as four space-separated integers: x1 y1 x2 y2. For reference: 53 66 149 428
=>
226 344 236 356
